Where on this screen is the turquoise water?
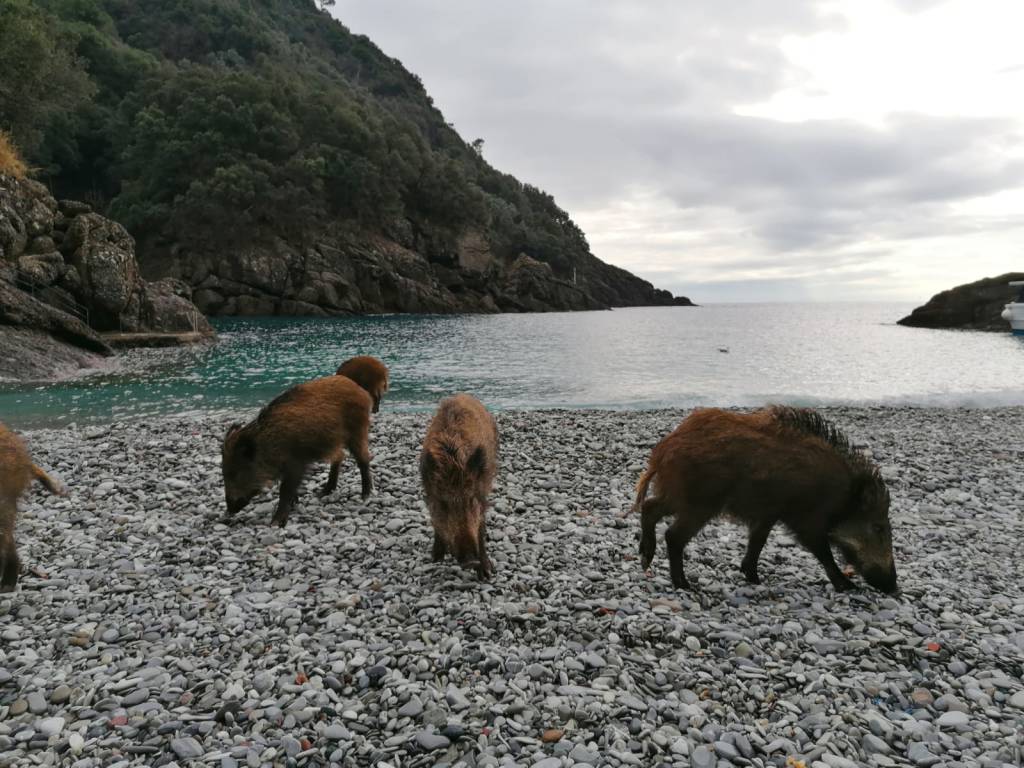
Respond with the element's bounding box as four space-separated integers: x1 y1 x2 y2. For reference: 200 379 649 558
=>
3 304 1024 428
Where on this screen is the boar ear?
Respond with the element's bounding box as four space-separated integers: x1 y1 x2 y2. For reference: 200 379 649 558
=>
850 471 886 514
467 446 486 476
235 432 256 460
226 423 242 438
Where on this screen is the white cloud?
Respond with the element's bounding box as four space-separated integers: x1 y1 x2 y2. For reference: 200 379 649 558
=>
334 0 1024 302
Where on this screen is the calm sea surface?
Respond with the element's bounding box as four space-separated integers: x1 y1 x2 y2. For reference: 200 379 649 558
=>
2 303 1024 428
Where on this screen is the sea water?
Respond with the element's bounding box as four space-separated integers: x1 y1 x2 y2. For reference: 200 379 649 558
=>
2 303 1023 428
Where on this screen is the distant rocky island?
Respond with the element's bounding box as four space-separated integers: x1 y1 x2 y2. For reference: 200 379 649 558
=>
2 0 691 324
898 272 1023 332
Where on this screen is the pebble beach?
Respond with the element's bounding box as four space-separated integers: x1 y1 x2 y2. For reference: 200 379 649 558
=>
1 407 1023 768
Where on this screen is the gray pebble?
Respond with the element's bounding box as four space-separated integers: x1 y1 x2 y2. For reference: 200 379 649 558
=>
171 737 204 759
415 730 451 751
936 711 969 728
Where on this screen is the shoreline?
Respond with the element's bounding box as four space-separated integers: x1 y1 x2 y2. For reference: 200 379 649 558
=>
6 402 1024 434
2 408 1023 766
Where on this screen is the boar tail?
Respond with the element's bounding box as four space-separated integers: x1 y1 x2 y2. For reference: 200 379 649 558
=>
32 465 64 496
624 466 656 517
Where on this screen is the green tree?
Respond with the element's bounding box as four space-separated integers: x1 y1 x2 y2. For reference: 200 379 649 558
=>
0 0 95 159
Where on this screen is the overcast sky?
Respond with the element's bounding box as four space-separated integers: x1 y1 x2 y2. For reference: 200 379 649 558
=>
333 0 1024 302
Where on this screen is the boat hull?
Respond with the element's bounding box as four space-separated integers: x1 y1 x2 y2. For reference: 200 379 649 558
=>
1001 302 1024 334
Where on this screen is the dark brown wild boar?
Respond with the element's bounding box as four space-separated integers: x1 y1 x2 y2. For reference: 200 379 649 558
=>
420 394 499 580
221 375 373 527
632 406 898 593
336 356 389 413
1 422 64 592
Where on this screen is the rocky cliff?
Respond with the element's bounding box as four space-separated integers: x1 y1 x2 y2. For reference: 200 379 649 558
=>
898 273 1024 332
144 228 694 317
17 0 694 318
0 173 212 381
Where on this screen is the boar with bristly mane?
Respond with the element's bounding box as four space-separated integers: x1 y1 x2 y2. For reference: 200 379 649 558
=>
632 406 898 593
420 394 499 580
1 423 64 592
222 375 373 527
336 356 389 413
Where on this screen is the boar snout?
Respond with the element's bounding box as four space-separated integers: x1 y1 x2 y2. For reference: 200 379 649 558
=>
450 528 491 579
861 562 899 594
225 491 257 517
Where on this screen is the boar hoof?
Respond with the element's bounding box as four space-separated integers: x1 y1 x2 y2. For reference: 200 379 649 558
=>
319 484 335 498
832 576 856 592
638 544 655 570
671 575 692 590
741 566 761 584
477 560 494 581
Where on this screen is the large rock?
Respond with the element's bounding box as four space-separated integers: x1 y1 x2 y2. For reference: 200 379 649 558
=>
62 213 141 330
18 252 65 286
138 278 214 334
898 272 1024 332
0 176 55 261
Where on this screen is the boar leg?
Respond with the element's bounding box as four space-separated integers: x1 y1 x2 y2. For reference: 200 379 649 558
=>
639 498 670 569
665 507 715 590
0 529 19 593
475 519 493 580
271 468 303 528
349 438 373 501
806 537 855 592
431 532 446 562
740 520 775 584
320 461 341 496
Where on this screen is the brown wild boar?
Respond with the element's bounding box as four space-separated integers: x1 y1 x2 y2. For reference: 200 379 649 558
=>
632 406 898 593
221 375 373 527
1 422 64 592
420 394 499 580
336 356 389 413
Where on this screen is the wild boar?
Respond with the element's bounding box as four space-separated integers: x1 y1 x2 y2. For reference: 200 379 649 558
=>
1 423 64 592
221 375 373 527
336 356 389 413
420 394 499 580
632 406 897 593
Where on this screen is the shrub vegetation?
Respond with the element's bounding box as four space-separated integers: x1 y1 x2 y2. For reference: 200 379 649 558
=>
0 0 592 277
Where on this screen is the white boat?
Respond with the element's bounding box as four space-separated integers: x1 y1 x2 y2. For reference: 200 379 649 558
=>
1001 281 1024 335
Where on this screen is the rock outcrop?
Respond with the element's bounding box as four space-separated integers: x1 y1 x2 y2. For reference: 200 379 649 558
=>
898 273 1024 332
0 173 212 380
143 228 695 317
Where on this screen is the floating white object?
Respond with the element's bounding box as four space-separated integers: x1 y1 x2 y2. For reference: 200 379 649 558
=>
1001 281 1024 336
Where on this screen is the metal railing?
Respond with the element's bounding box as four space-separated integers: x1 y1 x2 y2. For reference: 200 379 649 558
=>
14 273 91 327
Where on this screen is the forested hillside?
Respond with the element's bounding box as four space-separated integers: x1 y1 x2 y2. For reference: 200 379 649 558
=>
0 0 692 314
